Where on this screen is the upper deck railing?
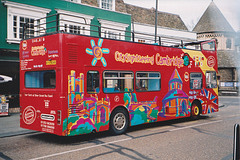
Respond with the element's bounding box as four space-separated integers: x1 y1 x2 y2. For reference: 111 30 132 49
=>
22 13 214 51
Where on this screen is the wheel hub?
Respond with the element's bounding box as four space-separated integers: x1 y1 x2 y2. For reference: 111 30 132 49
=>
113 113 126 130
193 106 199 115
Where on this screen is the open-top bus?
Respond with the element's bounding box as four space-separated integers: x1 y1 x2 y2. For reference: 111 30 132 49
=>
20 14 218 136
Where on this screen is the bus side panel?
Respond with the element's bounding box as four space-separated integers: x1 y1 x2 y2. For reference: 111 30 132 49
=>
60 35 111 136
60 35 219 136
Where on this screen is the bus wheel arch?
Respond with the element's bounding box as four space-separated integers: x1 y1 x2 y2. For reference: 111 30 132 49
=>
109 106 129 135
190 100 202 120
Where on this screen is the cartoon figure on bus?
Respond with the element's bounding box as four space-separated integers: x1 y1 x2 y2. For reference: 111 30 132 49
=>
160 69 191 117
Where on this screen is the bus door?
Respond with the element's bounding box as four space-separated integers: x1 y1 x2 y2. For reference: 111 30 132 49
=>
85 66 102 96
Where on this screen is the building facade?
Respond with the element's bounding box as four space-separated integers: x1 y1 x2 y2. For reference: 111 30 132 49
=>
193 1 239 95
115 0 196 44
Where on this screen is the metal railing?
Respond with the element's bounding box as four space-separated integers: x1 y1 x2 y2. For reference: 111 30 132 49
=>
22 13 202 50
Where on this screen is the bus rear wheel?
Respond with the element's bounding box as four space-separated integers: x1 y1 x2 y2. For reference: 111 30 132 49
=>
191 103 200 120
110 108 129 135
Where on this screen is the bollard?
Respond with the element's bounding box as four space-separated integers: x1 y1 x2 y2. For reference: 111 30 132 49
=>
233 124 239 160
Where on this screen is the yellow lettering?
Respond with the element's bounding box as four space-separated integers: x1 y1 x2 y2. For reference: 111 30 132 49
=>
31 45 46 56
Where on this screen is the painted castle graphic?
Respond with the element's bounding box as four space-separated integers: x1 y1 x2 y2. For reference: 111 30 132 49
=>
62 70 110 136
160 69 191 117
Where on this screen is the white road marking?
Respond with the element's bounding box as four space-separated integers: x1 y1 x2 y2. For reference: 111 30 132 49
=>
169 120 223 132
223 114 240 118
30 138 132 160
30 119 223 160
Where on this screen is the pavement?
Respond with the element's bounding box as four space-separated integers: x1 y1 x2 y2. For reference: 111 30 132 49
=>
0 113 36 138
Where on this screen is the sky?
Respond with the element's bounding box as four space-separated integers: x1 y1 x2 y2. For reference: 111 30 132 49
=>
123 0 240 31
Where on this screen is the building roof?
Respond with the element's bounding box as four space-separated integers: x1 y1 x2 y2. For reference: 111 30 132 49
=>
116 0 188 31
162 89 189 102
193 2 235 33
218 50 240 68
170 69 182 83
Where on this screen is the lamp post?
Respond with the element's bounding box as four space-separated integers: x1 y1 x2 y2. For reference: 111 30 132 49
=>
155 0 158 43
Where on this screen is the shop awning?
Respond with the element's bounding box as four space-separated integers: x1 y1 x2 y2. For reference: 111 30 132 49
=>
0 75 12 83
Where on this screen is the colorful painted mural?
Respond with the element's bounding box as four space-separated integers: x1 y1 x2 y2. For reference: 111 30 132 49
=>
160 69 191 117
123 91 159 126
62 70 110 136
63 68 218 136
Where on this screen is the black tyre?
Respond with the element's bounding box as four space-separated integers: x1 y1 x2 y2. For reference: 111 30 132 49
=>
191 103 200 120
110 108 129 135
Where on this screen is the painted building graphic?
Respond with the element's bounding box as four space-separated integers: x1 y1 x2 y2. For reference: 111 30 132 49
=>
62 70 110 136
123 91 159 126
160 69 191 117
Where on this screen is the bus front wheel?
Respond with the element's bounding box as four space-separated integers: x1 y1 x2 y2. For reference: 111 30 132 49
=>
110 108 129 135
191 103 200 120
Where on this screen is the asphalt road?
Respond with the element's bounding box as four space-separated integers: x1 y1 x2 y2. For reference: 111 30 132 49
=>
0 96 240 160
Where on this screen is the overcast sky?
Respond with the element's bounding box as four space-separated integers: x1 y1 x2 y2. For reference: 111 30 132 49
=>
123 0 240 31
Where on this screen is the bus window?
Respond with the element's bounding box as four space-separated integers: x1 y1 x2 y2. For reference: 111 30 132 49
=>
87 71 99 94
136 72 161 92
206 71 217 88
103 71 133 93
25 70 56 88
202 41 215 51
190 73 202 90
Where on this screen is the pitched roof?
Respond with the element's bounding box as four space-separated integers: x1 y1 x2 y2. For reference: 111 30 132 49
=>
170 69 182 82
116 0 188 31
193 2 235 33
217 50 240 68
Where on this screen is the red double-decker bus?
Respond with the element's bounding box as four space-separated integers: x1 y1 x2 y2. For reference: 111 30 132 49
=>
20 17 218 136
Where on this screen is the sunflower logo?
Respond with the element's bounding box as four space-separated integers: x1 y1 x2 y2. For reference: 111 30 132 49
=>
86 39 109 67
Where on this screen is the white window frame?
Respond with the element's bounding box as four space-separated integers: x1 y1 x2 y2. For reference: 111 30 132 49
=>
98 19 129 40
4 1 51 44
136 72 161 92
98 0 115 11
56 9 94 36
66 0 81 4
